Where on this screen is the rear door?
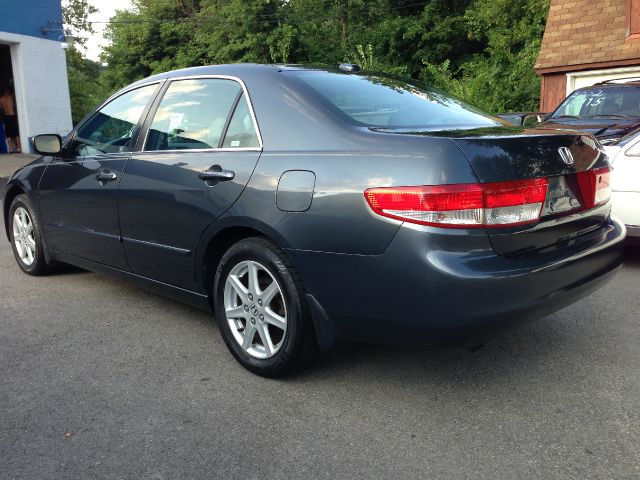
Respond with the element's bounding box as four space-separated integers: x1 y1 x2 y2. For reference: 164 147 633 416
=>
118 77 262 290
38 83 160 269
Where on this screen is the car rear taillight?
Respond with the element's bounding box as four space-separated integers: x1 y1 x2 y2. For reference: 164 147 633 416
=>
576 167 611 209
364 178 549 228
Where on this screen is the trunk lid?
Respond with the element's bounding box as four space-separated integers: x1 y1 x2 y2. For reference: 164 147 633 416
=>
451 128 605 182
451 128 611 256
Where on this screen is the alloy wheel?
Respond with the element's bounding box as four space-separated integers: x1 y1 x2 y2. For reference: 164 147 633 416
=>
12 207 36 266
223 260 287 359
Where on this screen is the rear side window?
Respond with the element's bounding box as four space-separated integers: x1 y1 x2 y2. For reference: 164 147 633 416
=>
222 95 260 148
288 71 497 129
70 83 157 157
145 79 242 151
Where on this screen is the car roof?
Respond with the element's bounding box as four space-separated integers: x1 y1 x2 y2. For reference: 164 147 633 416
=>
121 63 373 152
130 63 329 86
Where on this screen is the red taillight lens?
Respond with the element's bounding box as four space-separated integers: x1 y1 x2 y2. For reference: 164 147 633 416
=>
364 178 548 228
576 167 611 209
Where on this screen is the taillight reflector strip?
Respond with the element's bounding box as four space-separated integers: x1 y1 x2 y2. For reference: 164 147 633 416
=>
364 178 549 228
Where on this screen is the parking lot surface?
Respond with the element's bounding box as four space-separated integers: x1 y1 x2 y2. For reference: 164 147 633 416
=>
0 208 639 478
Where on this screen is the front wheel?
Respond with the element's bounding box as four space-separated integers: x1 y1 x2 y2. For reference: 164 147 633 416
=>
9 194 51 276
213 237 317 377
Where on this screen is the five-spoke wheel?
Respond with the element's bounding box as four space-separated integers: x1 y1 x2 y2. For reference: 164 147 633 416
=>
214 237 317 377
12 206 36 266
224 260 287 359
9 195 50 275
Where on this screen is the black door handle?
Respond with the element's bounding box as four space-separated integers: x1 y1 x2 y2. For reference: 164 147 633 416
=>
96 170 118 183
198 166 235 182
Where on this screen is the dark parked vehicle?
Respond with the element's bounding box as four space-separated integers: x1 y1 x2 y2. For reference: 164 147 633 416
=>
3 64 626 376
540 78 640 143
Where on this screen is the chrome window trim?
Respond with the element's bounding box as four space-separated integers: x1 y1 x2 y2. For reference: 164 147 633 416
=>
139 75 263 153
63 81 164 159
135 147 263 154
74 81 165 129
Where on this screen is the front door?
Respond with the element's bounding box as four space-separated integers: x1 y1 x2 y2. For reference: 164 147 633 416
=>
38 83 160 269
118 78 262 290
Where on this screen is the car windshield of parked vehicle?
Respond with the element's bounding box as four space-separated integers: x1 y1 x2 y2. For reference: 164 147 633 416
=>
551 87 640 119
288 71 499 129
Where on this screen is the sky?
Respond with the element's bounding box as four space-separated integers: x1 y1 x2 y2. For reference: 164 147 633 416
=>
77 0 135 61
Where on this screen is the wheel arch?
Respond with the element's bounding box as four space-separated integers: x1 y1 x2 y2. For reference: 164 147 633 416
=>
195 216 293 304
195 216 338 352
3 183 26 241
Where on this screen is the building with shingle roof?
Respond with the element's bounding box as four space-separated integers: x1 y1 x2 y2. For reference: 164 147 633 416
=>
536 0 640 111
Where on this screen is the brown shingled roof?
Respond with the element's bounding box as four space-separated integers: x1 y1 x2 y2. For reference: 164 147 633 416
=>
536 0 640 72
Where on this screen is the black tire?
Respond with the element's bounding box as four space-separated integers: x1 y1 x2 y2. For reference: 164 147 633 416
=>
8 194 51 276
213 237 318 377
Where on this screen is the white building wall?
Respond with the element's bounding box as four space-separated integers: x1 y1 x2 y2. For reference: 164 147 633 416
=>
0 31 72 151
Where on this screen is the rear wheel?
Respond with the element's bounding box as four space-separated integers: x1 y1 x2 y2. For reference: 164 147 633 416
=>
213 237 317 377
9 195 50 276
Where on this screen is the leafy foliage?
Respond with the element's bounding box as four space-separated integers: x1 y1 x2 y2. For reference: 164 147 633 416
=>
63 0 109 124
65 47 107 125
68 0 551 117
62 0 97 47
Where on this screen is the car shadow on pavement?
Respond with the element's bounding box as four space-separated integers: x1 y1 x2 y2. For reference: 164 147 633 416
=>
296 322 588 385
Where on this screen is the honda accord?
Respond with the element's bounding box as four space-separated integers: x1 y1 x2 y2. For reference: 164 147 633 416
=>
3 64 626 376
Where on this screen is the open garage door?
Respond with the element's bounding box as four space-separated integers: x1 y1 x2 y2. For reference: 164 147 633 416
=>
567 67 640 96
0 44 21 153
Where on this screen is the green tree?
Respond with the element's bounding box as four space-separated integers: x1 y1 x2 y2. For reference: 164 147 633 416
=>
193 0 284 64
66 47 106 124
420 0 550 112
63 0 109 124
100 1 201 92
98 0 551 114
62 0 97 47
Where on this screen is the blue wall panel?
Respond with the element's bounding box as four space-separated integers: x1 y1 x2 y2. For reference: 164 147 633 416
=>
0 0 63 40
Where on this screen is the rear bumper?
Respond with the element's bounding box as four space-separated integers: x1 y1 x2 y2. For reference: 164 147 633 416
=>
290 216 626 346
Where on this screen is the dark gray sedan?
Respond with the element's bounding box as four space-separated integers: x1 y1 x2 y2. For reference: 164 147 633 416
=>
3 64 626 376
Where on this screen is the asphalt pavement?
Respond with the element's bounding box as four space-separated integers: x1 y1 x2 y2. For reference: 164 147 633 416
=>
0 174 639 479
0 153 37 192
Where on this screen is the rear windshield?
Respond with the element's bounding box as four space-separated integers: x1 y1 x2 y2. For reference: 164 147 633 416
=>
551 86 640 118
287 71 499 130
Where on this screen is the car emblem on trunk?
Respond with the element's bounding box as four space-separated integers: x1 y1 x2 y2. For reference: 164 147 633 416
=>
558 147 574 165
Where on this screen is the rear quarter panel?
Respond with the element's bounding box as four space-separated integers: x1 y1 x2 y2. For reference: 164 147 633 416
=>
225 133 480 255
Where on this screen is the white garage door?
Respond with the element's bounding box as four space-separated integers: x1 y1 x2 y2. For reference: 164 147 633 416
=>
567 66 640 95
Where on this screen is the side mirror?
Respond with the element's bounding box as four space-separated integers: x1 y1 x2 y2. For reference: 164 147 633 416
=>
523 114 543 127
32 134 62 155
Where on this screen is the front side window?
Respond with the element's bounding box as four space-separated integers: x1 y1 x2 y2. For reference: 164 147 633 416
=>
70 84 157 157
287 71 498 130
145 79 253 151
